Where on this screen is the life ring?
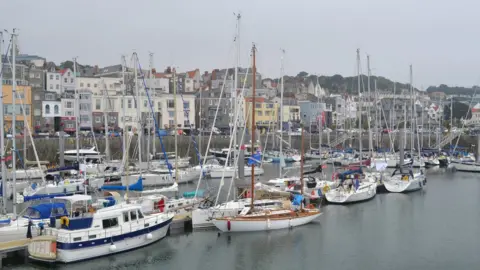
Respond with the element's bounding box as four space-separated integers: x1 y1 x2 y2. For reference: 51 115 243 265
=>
323 186 330 193
60 216 69 227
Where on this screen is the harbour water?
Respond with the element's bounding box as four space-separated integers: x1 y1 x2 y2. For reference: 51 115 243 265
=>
4 164 480 269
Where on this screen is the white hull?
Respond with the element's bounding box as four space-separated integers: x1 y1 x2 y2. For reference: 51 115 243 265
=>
21 180 86 202
211 211 321 232
56 219 171 263
209 167 264 178
383 174 426 193
449 161 480 172
6 168 44 180
325 182 377 204
192 198 284 229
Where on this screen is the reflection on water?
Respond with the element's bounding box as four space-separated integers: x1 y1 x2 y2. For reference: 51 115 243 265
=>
5 164 480 270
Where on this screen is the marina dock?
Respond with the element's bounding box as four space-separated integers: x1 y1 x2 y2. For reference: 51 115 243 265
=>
0 236 56 268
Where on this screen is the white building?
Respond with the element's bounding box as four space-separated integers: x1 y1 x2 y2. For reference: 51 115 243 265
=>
46 68 76 94
115 93 196 130
42 100 62 117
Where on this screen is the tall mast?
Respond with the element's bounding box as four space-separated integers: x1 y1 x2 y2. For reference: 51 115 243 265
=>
146 52 153 167
11 29 17 218
233 13 240 176
103 80 110 161
150 53 156 161
250 44 256 210
173 68 178 183
121 55 126 160
367 55 373 157
133 53 142 166
356 49 362 162
0 31 6 213
279 49 285 177
73 57 79 163
300 121 305 211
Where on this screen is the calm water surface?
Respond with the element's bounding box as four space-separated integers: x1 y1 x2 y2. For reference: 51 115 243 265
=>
5 165 480 270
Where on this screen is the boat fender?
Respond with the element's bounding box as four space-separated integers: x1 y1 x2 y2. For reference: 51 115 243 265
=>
227 220 231 231
323 186 330 193
109 243 117 252
158 199 165 213
76 185 80 191
267 218 271 229
146 233 153 240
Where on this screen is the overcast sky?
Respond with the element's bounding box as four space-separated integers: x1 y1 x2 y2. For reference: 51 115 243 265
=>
1 0 479 88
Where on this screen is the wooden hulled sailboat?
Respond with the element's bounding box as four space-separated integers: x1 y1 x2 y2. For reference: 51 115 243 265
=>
211 45 321 232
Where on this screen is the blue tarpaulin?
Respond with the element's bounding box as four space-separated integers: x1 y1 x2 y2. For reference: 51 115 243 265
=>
338 169 363 180
100 177 143 191
26 203 68 219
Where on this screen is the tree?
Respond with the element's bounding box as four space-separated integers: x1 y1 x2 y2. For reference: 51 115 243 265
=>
296 71 308 77
60 60 75 70
444 102 471 120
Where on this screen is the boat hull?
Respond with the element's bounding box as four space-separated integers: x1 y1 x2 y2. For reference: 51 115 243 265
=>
209 167 264 178
383 176 426 193
212 212 321 232
325 183 377 204
49 217 173 263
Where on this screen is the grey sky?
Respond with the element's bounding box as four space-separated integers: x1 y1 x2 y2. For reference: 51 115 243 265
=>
1 0 479 88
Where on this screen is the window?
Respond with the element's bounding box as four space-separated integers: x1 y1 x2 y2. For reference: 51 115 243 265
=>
168 111 174 118
87 83 90 88
67 72 71 76
95 116 101 123
73 237 82 242
127 99 132 109
25 106 30 115
54 105 59 114
144 100 148 108
45 94 54 100
34 109 41 116
66 111 73 116
184 112 189 117
64 78 67 83
184 120 190 127
167 100 174 108
267 104 274 108
255 103 261 108
66 123 74 128
102 218 118 229
137 210 144 219
80 83 84 87
120 99 123 109
80 104 90 111
257 111 263 116
123 212 129 222
56 75 59 80
157 102 161 111
45 105 50 114
49 74 53 80
49 84 53 89
88 235 96 240
130 210 137 221
66 101 73 109
95 99 101 110
80 115 90 122
109 116 116 124
34 94 40 101
183 102 189 109
266 111 271 116
169 119 174 126
70 78 74 83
